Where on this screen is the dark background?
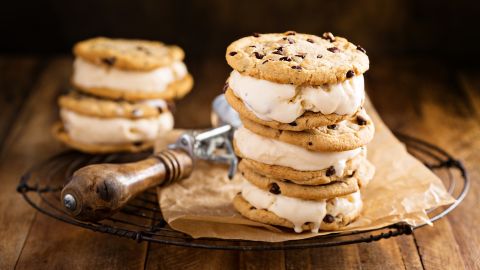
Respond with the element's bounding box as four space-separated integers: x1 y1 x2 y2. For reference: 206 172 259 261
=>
1 0 479 64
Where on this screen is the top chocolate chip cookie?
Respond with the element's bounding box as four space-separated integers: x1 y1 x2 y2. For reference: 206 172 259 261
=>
74 37 185 71
226 31 369 85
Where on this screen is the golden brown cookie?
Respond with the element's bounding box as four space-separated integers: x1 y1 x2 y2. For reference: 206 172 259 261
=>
74 37 184 71
239 154 375 187
239 162 359 200
59 90 172 119
226 88 351 131
73 73 193 101
52 122 154 154
226 31 369 85
240 108 374 152
233 194 362 232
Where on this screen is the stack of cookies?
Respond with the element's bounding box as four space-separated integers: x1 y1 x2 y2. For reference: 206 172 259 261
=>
225 31 375 233
53 37 193 153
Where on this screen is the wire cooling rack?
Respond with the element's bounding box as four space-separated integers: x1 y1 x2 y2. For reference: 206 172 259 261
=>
17 132 469 250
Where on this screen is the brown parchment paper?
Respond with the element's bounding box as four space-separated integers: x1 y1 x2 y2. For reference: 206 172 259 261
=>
155 102 455 242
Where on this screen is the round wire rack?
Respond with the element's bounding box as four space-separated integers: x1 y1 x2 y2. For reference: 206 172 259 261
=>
17 132 469 250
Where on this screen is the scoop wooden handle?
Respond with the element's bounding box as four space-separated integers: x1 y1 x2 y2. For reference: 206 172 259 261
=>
61 149 193 221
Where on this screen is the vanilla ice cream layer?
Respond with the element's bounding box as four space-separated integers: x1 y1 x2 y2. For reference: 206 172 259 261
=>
235 126 363 173
61 109 174 145
73 57 188 92
229 70 364 123
241 179 362 233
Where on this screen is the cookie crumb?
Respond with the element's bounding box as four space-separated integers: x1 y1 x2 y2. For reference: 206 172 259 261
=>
285 31 296 36
322 32 336 42
356 45 366 53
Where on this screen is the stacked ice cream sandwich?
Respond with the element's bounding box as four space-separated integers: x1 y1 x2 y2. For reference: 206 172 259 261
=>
53 37 193 153
225 31 375 233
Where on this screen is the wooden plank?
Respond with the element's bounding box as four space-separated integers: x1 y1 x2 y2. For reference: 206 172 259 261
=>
0 57 59 270
310 246 361 270
11 57 151 269
368 59 472 270
0 56 44 150
145 245 238 270
285 249 311 270
239 250 285 270
438 71 480 270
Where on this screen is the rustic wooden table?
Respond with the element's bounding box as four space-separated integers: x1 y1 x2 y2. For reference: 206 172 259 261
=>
0 55 479 269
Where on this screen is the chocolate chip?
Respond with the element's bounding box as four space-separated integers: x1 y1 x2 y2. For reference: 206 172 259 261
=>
289 121 297 126
229 51 237 56
136 46 151 55
286 37 295 44
222 82 229 93
322 32 335 42
323 214 335 223
262 60 269 64
279 56 291 62
326 166 336 177
132 108 143 117
317 55 323 59
308 142 313 146
295 53 306 59
291 65 302 70
250 206 256 210
327 124 337 130
356 45 366 53
327 47 340 53
157 107 164 113
306 38 314 43
348 170 357 178
356 116 367 125
272 46 283 55
249 45 256 48
133 141 143 147
285 31 296 36
253 32 261 37
269 183 281 194
346 70 355 78
254 52 264 59
101 57 116 66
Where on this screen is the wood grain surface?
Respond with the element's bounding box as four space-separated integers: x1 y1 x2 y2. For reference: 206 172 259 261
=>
0 55 478 270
